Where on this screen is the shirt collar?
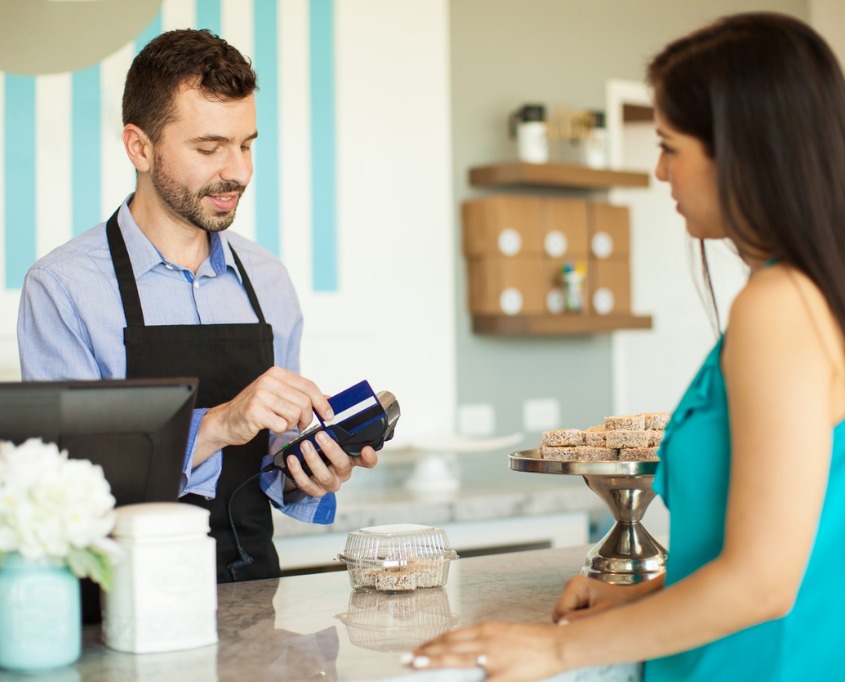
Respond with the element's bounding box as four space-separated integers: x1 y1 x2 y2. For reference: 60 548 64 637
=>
116 194 242 283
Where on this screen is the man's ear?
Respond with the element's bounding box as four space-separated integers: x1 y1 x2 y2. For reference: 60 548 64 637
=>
122 124 153 173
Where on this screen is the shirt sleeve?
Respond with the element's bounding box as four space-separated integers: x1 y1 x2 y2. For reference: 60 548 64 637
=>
258 453 337 525
18 264 231 500
17 265 103 380
178 407 224 498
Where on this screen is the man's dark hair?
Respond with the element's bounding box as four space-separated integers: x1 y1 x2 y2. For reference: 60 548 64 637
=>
122 28 257 143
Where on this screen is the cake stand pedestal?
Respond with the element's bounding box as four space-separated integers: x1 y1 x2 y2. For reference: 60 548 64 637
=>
509 450 667 585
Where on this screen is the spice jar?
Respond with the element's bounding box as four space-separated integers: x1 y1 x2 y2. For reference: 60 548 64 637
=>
101 502 217 654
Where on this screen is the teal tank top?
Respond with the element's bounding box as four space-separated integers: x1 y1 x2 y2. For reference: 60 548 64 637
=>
646 336 845 680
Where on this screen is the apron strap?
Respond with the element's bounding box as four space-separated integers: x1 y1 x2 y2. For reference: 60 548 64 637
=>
229 245 267 325
106 209 145 327
106 206 268 327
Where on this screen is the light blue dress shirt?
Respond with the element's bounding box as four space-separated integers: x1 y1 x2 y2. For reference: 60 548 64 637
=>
17 196 336 525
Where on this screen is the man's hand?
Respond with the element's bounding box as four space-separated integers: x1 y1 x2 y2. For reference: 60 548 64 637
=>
194 366 334 465
282 436 378 498
192 367 380 496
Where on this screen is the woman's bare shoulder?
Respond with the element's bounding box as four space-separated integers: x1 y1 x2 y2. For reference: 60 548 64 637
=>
729 264 831 330
727 263 844 379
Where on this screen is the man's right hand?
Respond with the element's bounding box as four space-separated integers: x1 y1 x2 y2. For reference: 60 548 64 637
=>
193 367 334 467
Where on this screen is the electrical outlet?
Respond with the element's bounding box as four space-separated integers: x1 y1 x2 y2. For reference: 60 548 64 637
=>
522 398 561 432
458 403 495 436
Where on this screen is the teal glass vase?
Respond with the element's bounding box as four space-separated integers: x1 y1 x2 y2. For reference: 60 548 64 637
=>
0 553 81 671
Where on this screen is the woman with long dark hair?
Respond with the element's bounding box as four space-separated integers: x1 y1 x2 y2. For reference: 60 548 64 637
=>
408 13 845 680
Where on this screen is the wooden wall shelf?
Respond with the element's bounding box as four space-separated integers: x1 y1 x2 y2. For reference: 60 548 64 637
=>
469 161 650 191
472 314 653 336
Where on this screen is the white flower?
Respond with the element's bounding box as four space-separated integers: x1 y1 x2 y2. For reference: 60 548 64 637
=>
0 439 120 587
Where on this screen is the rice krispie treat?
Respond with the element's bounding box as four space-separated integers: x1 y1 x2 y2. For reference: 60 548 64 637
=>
585 430 607 447
641 412 670 431
618 446 660 461
604 414 646 431
541 428 585 447
646 430 664 447
348 563 447 592
605 429 649 449
540 445 619 461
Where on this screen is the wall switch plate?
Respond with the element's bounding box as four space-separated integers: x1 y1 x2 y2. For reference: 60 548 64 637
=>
458 403 495 436
522 398 561 433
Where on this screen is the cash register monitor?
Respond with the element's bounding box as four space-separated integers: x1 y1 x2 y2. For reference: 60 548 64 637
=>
0 377 199 623
0 377 198 506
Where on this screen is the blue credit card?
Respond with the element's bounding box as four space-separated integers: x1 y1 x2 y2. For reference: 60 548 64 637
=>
322 380 381 432
274 380 386 471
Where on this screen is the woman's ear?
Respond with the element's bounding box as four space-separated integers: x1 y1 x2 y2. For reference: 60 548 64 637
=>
122 124 153 173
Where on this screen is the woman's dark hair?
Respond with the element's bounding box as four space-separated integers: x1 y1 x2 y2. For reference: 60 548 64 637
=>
648 13 845 338
122 28 257 143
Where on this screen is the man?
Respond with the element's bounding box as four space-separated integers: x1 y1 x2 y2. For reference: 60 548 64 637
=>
17 29 377 582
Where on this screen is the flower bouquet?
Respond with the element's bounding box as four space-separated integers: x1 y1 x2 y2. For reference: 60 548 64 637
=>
0 438 122 670
0 438 120 587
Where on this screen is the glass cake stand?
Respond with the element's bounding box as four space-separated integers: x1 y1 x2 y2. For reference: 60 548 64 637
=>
509 450 667 585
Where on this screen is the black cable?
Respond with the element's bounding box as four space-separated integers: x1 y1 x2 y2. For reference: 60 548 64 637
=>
225 470 264 581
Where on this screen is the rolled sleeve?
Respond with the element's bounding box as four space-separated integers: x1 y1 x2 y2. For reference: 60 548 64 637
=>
179 407 224 498
259 454 336 524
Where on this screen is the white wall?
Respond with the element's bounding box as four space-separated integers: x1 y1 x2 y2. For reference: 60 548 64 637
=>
608 7 845 417
300 0 455 440
810 0 845 64
606 82 751 541
607 81 747 418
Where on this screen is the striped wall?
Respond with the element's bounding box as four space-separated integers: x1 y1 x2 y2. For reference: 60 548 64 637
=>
0 0 338 293
0 0 456 439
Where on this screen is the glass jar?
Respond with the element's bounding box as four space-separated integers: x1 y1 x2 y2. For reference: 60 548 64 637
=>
0 552 81 671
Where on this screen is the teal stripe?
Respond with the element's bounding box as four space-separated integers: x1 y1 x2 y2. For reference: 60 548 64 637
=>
72 65 102 235
310 0 338 292
3 75 36 290
135 11 162 52
254 0 280 257
196 0 221 35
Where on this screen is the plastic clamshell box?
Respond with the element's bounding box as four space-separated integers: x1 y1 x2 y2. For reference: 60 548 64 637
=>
337 523 458 592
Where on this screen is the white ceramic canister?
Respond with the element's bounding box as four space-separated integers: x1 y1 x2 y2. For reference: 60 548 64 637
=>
517 120 549 163
582 110 608 169
101 502 217 654
509 104 549 164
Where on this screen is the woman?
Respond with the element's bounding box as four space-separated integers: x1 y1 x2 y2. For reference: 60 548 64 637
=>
407 13 845 680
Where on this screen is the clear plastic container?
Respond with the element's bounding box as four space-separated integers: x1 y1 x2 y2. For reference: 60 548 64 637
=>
337 524 458 592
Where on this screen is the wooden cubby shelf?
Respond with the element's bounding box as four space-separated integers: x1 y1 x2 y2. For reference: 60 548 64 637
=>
472 314 653 336
469 161 650 191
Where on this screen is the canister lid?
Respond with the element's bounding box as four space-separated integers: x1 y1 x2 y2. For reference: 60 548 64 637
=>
112 502 211 539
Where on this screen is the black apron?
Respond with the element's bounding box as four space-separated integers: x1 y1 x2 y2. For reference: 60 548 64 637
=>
106 209 281 583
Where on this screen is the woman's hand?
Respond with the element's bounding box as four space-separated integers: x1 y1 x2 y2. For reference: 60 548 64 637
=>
407 621 569 682
407 577 664 681
554 575 662 623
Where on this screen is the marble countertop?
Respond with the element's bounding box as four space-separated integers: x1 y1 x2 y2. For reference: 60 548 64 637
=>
2 545 642 682
274 448 608 537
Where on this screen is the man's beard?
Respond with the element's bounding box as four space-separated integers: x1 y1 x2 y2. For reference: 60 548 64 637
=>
151 154 246 233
